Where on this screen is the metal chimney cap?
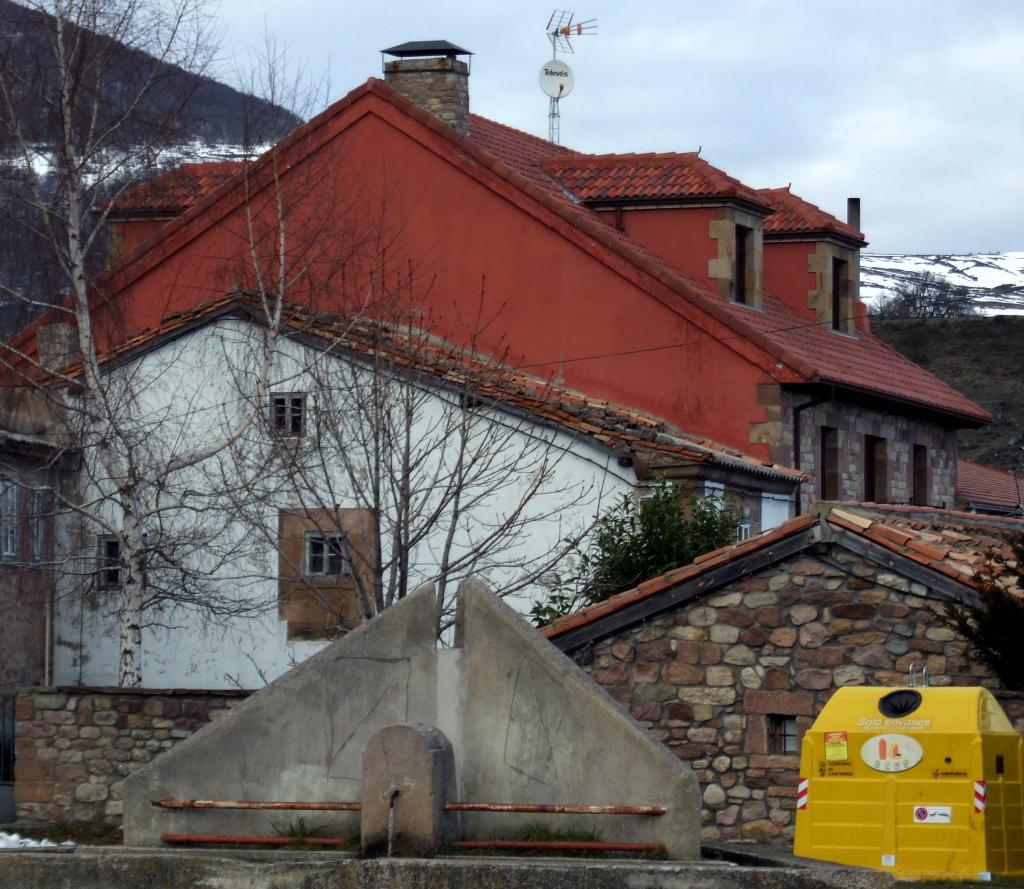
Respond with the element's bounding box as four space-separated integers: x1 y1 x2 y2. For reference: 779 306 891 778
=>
381 41 473 59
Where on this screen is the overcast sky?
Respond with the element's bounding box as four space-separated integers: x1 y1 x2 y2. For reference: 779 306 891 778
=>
211 0 1024 255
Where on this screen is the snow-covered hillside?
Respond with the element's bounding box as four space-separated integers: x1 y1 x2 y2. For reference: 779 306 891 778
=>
861 252 1024 316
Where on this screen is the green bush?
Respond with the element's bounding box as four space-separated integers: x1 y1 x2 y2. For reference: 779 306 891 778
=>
531 479 739 626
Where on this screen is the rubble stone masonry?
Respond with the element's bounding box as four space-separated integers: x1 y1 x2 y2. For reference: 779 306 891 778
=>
14 688 249 823
573 546 1024 842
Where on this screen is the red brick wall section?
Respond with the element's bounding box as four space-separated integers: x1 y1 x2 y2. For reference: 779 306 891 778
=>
576 547 1016 843
14 688 250 823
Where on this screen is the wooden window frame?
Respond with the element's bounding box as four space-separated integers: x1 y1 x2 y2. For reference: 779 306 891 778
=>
864 434 888 502
912 444 929 506
767 714 799 755
270 392 305 438
831 256 850 332
734 224 752 304
820 426 840 501
97 536 121 589
304 532 350 578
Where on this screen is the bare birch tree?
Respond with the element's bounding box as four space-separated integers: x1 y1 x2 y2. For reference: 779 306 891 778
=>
0 0 306 686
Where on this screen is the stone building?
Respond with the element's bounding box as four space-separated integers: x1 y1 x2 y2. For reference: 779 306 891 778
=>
545 504 1024 842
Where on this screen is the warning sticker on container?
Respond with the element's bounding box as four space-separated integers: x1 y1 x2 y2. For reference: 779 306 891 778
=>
824 731 849 762
913 805 952 824
881 854 896 867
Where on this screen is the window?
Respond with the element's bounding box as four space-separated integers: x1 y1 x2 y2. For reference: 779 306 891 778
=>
0 479 17 562
864 434 888 502
820 426 840 501
735 522 752 542
734 224 752 304
912 444 929 506
831 257 849 331
270 393 305 437
305 533 349 577
29 489 45 564
767 715 799 755
97 537 121 588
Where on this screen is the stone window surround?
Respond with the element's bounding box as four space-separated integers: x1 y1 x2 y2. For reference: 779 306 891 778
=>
807 240 859 334
708 207 764 308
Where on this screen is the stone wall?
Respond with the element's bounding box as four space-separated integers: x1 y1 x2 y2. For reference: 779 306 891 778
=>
14 688 249 823
572 545 1007 843
784 392 958 511
383 57 470 134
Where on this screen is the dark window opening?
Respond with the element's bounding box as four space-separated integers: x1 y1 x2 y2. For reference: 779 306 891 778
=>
820 426 840 500
305 533 349 577
734 224 752 304
97 537 121 588
767 715 799 755
30 490 45 564
912 444 929 506
271 393 305 437
1 478 17 562
864 435 888 502
831 257 849 331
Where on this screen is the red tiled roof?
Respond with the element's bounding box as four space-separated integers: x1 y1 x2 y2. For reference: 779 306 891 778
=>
543 152 772 209
826 504 1024 588
60 294 803 483
759 186 865 243
110 162 243 215
544 504 1024 640
956 458 1024 512
464 117 988 424
45 81 988 426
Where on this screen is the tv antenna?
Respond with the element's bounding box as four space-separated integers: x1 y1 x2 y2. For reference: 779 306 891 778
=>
540 11 596 144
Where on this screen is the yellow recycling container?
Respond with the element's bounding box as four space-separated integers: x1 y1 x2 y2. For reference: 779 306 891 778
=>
794 686 1024 881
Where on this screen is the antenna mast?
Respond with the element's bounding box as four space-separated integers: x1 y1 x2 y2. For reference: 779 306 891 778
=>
541 11 596 144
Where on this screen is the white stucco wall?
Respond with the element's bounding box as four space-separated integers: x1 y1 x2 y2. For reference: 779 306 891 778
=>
52 319 637 689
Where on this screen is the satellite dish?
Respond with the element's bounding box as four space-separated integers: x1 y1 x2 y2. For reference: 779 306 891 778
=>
539 59 574 99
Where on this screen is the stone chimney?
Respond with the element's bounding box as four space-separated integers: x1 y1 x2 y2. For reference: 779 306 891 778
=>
382 41 472 135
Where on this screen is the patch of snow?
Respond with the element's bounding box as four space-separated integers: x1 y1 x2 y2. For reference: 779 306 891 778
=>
861 251 1024 315
0 831 74 849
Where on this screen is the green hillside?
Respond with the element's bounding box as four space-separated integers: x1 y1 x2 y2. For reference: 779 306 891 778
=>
872 316 1024 471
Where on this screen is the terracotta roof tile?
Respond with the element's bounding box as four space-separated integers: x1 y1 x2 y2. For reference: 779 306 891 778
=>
758 187 865 243
956 458 1024 512
543 153 772 209
110 162 243 215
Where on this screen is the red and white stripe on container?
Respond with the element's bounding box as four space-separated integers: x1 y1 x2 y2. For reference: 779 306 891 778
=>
974 781 987 813
797 777 809 810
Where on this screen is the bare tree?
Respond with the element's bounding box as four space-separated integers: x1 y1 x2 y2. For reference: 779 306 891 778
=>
872 272 978 319
213 284 606 641
0 0 305 687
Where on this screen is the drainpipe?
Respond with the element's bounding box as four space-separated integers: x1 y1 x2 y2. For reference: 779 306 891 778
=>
792 386 834 516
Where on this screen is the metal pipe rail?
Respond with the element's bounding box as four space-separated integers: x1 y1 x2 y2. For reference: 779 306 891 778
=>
162 833 351 847
452 839 665 853
152 798 666 816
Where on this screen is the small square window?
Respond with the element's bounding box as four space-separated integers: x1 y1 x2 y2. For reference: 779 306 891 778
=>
270 393 305 437
767 714 799 755
305 533 349 577
97 537 121 588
